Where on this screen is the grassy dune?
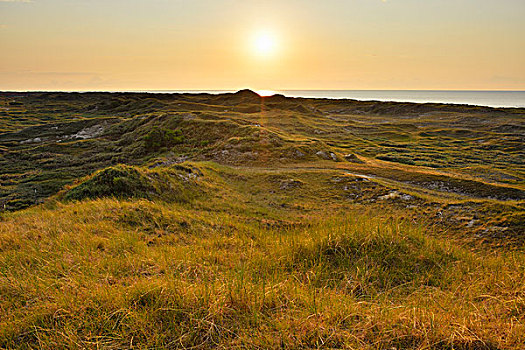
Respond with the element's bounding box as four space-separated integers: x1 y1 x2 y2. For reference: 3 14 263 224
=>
0 91 524 348
1 198 524 349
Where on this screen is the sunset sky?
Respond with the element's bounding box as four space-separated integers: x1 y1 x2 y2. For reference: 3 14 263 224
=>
1 0 524 91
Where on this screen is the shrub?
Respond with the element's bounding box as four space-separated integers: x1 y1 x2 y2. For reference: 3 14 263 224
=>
144 127 184 152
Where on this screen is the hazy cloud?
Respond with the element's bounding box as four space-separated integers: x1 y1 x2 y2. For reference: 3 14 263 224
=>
0 0 33 2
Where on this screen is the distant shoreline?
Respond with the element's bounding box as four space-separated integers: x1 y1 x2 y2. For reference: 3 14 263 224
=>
1 89 525 108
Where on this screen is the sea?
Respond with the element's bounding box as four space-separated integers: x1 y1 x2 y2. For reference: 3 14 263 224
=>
148 90 525 108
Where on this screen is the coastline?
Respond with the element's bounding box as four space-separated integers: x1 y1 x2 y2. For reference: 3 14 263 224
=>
3 89 524 108
2 90 525 109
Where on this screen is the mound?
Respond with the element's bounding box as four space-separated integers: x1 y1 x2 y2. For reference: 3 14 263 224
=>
64 165 156 201
233 89 261 99
63 164 203 202
212 89 262 106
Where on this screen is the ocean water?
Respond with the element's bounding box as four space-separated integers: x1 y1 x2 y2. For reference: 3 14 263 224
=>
280 90 525 108
152 90 525 108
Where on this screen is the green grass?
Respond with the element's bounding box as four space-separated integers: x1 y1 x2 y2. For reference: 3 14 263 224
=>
1 91 523 210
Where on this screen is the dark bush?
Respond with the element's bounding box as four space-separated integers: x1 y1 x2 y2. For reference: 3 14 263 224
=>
144 127 184 152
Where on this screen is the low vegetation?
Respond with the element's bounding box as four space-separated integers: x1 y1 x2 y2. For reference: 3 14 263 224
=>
1 198 524 349
144 127 184 152
62 164 203 204
0 91 524 348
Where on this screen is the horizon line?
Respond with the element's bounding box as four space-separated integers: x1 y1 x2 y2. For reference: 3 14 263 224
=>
2 89 525 93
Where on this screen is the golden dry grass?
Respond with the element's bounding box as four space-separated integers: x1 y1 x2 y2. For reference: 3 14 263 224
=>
1 197 524 349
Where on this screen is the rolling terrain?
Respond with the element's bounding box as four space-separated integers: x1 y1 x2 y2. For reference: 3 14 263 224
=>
0 90 524 349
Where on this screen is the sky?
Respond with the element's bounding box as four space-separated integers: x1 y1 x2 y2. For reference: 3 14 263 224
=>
1 0 524 91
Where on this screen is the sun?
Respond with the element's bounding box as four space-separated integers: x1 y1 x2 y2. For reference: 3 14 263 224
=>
253 31 277 57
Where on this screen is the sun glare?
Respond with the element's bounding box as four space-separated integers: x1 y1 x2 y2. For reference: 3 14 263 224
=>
253 32 276 57
256 89 278 97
